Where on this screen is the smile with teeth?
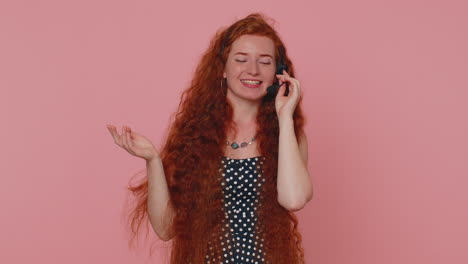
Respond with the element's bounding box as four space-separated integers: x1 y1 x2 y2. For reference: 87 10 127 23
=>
241 80 262 84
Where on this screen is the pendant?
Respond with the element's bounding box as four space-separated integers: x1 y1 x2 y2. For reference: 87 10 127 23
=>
226 136 256 150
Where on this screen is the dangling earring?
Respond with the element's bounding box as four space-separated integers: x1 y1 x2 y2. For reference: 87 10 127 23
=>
221 77 227 96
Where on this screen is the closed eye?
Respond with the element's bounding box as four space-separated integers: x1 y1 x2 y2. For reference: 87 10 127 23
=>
235 59 271 65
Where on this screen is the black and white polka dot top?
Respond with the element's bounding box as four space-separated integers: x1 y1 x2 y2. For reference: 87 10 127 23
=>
205 155 267 264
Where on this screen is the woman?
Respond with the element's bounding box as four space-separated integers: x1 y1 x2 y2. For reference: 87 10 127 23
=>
107 13 313 264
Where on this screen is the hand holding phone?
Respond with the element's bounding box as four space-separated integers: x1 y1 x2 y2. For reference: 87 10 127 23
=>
266 63 289 97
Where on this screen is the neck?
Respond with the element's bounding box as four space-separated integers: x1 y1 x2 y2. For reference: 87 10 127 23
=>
229 99 260 126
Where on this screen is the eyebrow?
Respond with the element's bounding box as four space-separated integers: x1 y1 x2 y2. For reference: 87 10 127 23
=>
234 52 273 59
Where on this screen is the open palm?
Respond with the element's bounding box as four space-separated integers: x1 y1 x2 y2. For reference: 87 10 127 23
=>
106 124 159 161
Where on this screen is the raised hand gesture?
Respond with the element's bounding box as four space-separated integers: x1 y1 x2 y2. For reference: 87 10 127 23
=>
275 69 302 120
106 124 159 161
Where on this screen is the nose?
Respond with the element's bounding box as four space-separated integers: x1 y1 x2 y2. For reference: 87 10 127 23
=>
246 60 259 76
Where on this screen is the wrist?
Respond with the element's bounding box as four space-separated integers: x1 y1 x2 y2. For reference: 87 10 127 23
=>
278 115 294 126
146 155 161 164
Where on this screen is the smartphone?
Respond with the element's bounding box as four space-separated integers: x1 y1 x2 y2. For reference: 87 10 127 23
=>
266 63 289 97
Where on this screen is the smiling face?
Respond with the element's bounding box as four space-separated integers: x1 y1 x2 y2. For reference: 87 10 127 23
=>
223 34 277 102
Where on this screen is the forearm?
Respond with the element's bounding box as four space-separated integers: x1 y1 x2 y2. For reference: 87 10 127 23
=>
146 157 175 241
277 117 312 211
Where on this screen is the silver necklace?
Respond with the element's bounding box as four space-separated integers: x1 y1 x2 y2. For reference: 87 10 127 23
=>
226 135 256 149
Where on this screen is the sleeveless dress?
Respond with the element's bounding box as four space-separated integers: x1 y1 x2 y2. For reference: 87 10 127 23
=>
205 156 266 264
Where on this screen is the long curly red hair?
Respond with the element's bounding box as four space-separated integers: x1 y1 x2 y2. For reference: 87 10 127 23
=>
126 13 306 263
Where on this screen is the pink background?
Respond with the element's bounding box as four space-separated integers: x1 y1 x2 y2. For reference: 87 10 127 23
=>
1 0 467 263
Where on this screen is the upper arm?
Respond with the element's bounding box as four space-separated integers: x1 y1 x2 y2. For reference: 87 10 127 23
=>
298 129 308 167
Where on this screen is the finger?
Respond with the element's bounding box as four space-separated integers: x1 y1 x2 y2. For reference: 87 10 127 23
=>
124 126 131 150
128 127 133 140
279 73 294 83
277 82 287 97
106 125 116 139
292 81 301 99
114 126 124 147
285 80 298 100
122 126 129 149
127 127 134 148
279 74 300 97
286 81 295 98
278 75 292 89
277 74 293 86
276 75 286 86
293 79 301 98
108 125 123 147
296 80 302 98
276 73 286 80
